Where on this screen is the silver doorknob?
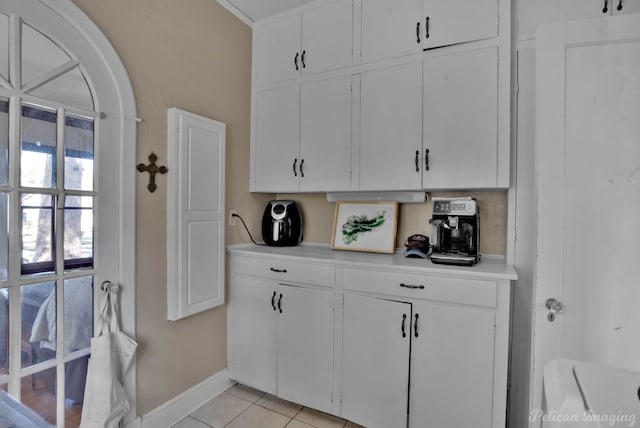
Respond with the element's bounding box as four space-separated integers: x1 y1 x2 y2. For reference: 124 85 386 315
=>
545 298 565 314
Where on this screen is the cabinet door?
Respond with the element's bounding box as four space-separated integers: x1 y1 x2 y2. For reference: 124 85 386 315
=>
253 85 300 192
422 47 498 189
228 276 278 394
277 284 334 414
342 293 410 428
301 0 353 75
255 14 302 86
518 0 607 41
300 75 352 191
613 0 640 15
421 0 498 49
360 61 422 191
361 0 422 63
410 302 495 428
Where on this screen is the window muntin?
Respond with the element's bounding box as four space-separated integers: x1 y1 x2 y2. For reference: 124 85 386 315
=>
20 104 57 189
0 192 7 282
0 13 8 83
64 114 94 192
0 98 8 186
21 22 70 87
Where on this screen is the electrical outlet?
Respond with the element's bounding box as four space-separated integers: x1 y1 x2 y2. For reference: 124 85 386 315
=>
229 210 238 226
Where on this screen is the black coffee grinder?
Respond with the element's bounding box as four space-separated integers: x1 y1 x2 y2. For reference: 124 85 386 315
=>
428 198 480 266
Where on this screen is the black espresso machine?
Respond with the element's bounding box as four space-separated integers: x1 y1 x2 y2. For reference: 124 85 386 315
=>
428 198 480 266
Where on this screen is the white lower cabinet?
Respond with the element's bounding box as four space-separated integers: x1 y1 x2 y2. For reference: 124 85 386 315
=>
409 301 495 428
276 283 334 413
341 293 496 428
227 248 514 428
228 256 335 413
228 275 278 394
341 293 411 428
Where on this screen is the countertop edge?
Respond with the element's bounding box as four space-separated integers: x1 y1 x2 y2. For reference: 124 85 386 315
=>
227 243 518 281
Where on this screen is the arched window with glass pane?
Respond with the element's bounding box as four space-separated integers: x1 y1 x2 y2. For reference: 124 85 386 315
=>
0 8 109 427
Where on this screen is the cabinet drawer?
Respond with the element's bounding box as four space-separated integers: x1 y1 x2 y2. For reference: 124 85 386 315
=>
230 255 334 287
343 268 497 308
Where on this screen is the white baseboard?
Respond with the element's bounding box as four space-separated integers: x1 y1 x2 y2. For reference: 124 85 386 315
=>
140 368 233 428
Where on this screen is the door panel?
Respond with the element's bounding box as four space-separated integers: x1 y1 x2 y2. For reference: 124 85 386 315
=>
410 302 495 428
301 0 353 75
228 276 277 394
277 284 334 413
341 293 410 428
423 47 498 189
421 0 498 49
361 0 421 64
518 0 605 41
300 75 352 191
533 14 640 419
253 85 300 192
360 61 422 191
256 14 301 86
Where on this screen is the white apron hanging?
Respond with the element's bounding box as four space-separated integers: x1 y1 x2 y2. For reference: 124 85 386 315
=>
80 284 137 428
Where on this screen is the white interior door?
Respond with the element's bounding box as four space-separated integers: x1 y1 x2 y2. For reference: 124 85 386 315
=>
532 13 640 421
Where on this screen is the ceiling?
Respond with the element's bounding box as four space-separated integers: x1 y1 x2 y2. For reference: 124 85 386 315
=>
219 0 317 23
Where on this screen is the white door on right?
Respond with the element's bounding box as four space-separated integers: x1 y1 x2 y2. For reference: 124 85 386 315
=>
531 14 640 423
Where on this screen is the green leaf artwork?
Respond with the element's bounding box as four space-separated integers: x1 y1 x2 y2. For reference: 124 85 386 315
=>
341 210 386 245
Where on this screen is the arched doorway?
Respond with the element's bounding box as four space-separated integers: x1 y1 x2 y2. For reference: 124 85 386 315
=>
0 1 137 426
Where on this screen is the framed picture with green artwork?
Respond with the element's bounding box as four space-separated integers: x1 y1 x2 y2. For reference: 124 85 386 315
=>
330 201 398 254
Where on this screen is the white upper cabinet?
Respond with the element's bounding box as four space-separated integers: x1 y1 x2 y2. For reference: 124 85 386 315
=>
253 84 301 193
421 0 498 49
360 47 502 191
518 0 640 40
255 14 302 86
255 0 353 87
301 0 354 75
300 75 352 192
252 75 353 192
250 0 510 193
360 1 423 64
361 0 499 64
422 47 499 189
359 61 423 191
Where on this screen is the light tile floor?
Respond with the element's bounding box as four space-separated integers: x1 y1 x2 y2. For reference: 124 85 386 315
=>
171 384 365 428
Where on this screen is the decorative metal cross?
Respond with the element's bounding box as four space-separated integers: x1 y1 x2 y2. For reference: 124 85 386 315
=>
136 152 168 193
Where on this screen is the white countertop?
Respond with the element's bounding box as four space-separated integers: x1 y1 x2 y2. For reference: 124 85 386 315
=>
228 243 517 281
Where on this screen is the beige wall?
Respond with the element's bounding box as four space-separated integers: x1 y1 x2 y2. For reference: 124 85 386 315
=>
73 0 271 414
281 192 507 255
73 0 507 415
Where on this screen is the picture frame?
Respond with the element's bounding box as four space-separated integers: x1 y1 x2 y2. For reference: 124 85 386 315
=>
331 201 399 254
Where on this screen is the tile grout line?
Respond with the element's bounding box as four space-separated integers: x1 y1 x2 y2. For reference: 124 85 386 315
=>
220 394 261 428
221 403 255 427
